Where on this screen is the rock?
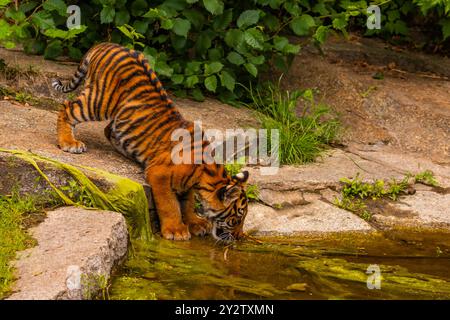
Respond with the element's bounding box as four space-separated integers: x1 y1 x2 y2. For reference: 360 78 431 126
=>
258 189 307 208
372 191 450 229
244 201 373 235
7 207 128 300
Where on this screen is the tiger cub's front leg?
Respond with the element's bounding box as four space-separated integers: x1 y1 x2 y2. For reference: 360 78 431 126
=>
57 98 87 154
146 167 191 240
180 189 212 237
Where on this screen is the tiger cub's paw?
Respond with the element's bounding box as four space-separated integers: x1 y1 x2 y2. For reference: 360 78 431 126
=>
59 140 87 154
161 223 191 241
188 218 212 237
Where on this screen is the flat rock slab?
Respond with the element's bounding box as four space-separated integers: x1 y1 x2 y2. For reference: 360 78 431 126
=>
373 191 450 229
7 207 128 300
245 201 373 235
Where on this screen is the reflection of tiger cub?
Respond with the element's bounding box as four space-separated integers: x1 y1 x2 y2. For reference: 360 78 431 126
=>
52 42 249 241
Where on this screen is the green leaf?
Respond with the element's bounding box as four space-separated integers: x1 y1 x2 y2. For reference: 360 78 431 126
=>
44 26 86 40
244 28 264 50
191 88 205 101
187 0 199 3
224 29 244 48
237 10 260 28
5 8 26 22
172 18 191 38
68 46 83 60
115 10 131 26
184 9 205 30
262 13 279 32
155 60 173 77
133 20 149 34
226 52 245 65
203 0 224 15
185 61 202 75
204 75 217 92
249 55 265 65
130 0 148 17
208 48 222 61
195 31 213 55
0 0 12 7
172 74 184 85
314 25 329 44
44 40 63 60
220 70 235 91
332 16 347 31
100 6 115 24
161 19 174 30
212 9 233 30
290 14 315 36
185 75 199 88
42 0 66 16
441 18 450 40
31 11 55 30
273 36 288 51
23 39 46 55
204 61 223 75
244 63 258 77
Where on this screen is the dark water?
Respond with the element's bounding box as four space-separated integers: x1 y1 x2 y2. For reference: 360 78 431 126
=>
109 231 450 300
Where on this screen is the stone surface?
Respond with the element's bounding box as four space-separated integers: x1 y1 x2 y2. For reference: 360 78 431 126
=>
372 191 450 229
7 207 128 300
245 201 373 235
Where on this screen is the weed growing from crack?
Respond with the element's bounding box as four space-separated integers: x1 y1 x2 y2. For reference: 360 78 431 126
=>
334 170 438 221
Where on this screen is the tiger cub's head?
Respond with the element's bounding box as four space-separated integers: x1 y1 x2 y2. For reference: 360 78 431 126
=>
195 165 249 242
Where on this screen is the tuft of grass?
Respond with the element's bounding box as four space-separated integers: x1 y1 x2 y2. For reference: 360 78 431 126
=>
0 192 40 299
242 80 340 164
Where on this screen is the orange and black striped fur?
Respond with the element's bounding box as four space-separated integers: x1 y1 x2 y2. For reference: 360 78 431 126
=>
52 43 249 241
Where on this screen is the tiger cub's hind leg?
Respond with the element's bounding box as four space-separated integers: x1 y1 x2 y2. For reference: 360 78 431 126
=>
57 98 88 154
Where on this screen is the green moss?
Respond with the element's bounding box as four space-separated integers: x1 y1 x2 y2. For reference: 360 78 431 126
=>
0 192 40 299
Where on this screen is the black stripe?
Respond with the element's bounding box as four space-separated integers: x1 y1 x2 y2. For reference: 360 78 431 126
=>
95 50 130 119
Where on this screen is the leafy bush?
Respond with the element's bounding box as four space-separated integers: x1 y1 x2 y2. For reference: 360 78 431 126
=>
0 1 449 101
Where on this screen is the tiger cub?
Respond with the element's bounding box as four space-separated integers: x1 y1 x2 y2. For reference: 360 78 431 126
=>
52 42 249 242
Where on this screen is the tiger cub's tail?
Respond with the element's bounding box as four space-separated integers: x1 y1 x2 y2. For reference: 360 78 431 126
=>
51 57 89 93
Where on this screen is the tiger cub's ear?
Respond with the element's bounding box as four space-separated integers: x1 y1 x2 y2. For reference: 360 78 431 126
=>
219 185 241 206
232 170 249 185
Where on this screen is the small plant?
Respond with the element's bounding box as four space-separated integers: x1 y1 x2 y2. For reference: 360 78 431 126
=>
14 91 32 103
243 80 340 164
334 197 372 221
245 184 259 201
335 172 420 221
414 170 439 187
60 179 95 208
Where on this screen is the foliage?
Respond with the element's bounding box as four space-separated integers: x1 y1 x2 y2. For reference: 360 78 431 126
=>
0 192 39 299
1 1 448 101
335 170 437 221
244 80 340 164
413 169 439 186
